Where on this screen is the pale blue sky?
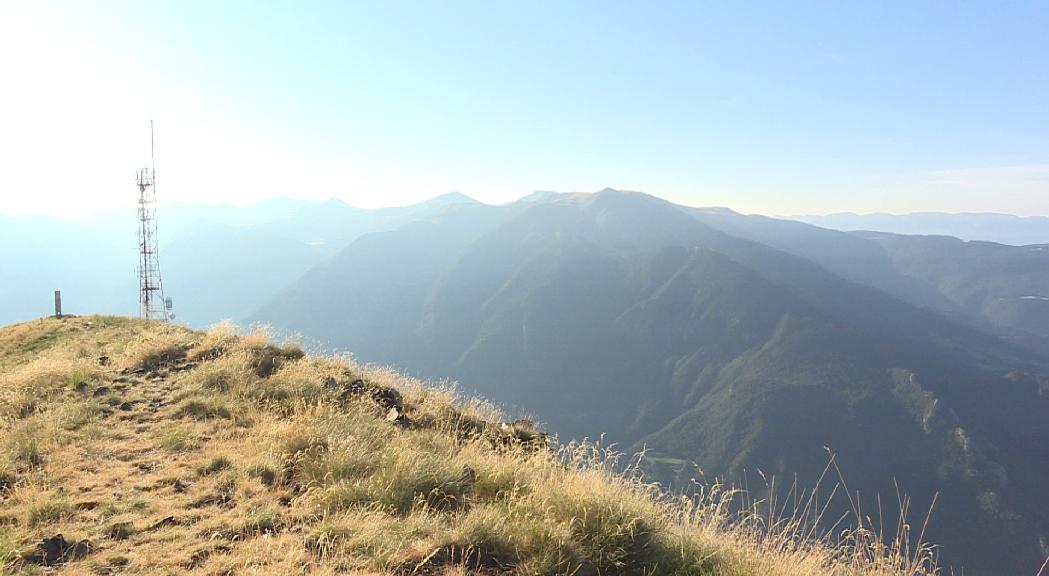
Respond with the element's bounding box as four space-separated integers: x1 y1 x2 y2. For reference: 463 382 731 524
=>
2 1 1047 217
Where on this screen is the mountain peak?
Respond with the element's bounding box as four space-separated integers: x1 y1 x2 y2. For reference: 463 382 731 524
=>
595 187 645 196
516 190 564 204
418 191 479 207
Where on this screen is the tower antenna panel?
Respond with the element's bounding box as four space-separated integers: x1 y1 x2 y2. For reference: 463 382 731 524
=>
137 120 168 321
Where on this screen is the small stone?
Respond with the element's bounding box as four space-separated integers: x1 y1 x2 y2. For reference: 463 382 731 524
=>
327 376 367 401
184 549 211 569
459 466 477 487
106 522 135 540
385 406 410 427
512 418 536 430
149 516 176 530
371 386 403 410
92 386 111 397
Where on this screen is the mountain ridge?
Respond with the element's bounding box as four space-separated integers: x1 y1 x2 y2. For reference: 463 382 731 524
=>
789 211 1049 246
251 189 1049 575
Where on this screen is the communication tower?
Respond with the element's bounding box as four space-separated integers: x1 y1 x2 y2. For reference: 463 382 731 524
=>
137 120 172 321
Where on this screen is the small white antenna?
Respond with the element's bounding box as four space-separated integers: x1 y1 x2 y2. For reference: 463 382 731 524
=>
151 116 156 196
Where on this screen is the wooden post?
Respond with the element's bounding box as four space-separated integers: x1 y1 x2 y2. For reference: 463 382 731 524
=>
54 290 62 318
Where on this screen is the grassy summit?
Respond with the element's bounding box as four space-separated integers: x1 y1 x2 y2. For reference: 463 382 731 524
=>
0 316 935 575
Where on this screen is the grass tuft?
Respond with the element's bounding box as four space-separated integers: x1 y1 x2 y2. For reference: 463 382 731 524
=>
175 397 232 420
241 506 278 534
119 327 191 373
158 427 198 452
27 494 73 526
202 455 234 475
0 527 17 571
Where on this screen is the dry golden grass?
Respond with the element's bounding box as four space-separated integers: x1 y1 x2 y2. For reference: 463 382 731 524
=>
0 316 940 575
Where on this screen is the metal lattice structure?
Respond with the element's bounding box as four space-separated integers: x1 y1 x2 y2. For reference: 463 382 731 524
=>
137 121 169 321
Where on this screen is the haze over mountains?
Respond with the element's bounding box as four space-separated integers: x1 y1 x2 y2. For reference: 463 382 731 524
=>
4 190 1049 574
792 212 1049 246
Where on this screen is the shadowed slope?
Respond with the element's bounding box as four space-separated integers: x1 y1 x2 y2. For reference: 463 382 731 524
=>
253 190 1049 575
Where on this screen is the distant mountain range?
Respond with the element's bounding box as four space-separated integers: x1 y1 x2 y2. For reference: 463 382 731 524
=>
0 192 479 326
789 211 1049 246
4 191 1049 574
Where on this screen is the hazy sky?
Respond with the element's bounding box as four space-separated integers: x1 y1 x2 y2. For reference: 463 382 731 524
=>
2 1 1047 218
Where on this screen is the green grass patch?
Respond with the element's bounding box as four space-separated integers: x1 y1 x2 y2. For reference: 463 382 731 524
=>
24 329 63 354
0 527 18 571
2 423 45 470
248 462 279 487
175 398 232 420
58 400 103 431
201 456 234 475
158 427 198 452
27 497 73 526
242 506 278 534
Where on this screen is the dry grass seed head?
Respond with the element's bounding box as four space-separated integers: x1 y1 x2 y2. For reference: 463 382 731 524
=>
118 325 193 373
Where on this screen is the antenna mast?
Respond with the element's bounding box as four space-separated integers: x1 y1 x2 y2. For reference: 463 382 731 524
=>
137 120 170 321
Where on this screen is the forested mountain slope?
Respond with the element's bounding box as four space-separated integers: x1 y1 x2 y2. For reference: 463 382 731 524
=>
253 190 1049 576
